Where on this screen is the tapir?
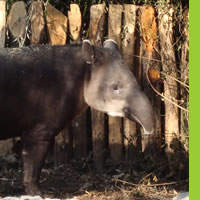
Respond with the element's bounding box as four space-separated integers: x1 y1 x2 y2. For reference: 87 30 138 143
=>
0 39 154 195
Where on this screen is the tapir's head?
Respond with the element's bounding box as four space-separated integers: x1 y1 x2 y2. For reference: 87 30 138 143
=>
82 39 154 135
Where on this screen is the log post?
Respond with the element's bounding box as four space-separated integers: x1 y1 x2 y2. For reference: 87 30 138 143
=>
68 4 81 43
3 1 28 155
29 1 45 44
0 0 6 47
0 0 15 156
89 4 106 46
68 4 88 159
139 6 161 152
108 4 123 161
54 128 73 166
121 4 138 160
7 1 27 46
89 4 106 169
46 3 67 45
180 8 189 151
45 3 71 166
158 5 179 154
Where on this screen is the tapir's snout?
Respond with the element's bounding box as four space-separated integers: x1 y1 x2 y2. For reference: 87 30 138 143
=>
123 91 155 135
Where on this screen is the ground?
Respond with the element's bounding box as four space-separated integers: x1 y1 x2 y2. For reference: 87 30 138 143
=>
0 154 188 200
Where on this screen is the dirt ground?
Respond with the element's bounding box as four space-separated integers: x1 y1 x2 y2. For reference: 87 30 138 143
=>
0 154 188 200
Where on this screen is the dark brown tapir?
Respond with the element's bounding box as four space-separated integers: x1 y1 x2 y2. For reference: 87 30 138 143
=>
0 39 154 195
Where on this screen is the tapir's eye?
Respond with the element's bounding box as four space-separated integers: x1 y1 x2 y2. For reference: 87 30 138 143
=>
112 84 119 91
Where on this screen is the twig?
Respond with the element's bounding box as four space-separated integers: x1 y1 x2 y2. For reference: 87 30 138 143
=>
145 55 189 113
113 178 138 187
149 80 189 112
133 54 162 64
138 172 153 185
114 182 132 193
145 179 189 187
160 71 189 88
114 178 188 188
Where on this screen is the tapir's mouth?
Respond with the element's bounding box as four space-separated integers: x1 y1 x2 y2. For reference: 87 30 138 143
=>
122 107 153 135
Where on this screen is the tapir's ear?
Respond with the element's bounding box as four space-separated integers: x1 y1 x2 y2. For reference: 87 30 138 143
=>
82 40 94 64
103 39 120 52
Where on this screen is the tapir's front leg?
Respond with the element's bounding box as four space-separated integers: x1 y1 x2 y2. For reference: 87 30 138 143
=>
22 126 53 195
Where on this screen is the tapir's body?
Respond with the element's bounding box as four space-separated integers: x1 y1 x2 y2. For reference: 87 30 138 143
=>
0 40 154 195
0 44 88 140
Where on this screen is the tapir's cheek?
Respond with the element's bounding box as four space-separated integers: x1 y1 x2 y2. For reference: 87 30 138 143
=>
104 99 127 114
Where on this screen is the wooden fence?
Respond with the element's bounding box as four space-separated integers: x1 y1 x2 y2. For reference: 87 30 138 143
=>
0 1 189 170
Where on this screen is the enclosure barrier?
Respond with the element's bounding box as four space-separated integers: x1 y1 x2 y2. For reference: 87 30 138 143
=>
0 1 189 173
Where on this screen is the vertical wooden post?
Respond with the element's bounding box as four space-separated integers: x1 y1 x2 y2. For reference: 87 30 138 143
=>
158 5 179 154
0 0 15 156
7 1 27 46
89 4 106 46
89 4 106 169
54 128 73 166
68 4 81 43
71 123 88 161
68 4 88 159
29 1 45 44
121 4 138 160
180 8 189 151
46 3 67 45
72 120 88 159
0 0 6 47
72 116 88 159
139 6 161 152
108 4 123 161
46 3 71 166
